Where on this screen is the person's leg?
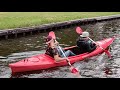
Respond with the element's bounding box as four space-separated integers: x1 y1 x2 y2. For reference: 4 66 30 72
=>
61 50 76 57
68 50 76 56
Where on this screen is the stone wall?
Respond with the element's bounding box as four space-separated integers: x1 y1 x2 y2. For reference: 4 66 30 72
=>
0 14 120 39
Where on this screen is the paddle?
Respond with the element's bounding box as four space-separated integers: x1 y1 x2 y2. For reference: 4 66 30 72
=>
76 27 83 35
76 26 112 58
88 37 112 58
49 31 79 74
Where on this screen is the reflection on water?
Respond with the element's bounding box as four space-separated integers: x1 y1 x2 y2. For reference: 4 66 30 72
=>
0 19 120 78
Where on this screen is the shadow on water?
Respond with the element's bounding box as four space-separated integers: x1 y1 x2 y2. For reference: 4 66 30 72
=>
0 19 120 78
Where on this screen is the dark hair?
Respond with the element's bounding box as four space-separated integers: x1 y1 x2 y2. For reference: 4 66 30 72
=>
46 36 52 42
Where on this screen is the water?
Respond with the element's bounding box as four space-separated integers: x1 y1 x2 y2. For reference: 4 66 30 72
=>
0 19 120 78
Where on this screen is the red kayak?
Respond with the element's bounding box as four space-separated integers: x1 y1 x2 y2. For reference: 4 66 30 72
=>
9 37 115 73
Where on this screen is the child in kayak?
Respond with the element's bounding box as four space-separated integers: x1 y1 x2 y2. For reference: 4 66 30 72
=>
45 35 76 62
76 31 97 53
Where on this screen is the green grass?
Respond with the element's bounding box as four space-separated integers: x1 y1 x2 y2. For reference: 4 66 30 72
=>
0 12 120 30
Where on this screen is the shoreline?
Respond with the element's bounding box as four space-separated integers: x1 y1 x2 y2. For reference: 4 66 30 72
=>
0 14 120 40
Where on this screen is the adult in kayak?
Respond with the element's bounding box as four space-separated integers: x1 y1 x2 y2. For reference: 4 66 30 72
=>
45 35 76 62
76 31 97 53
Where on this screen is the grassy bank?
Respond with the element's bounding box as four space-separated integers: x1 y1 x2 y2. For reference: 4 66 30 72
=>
0 12 120 30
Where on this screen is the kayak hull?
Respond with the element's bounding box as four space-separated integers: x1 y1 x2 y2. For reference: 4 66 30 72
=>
9 37 115 73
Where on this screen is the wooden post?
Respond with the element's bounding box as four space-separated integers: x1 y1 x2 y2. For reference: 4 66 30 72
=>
5 35 8 39
30 31 33 35
15 33 17 38
23 33 26 36
37 30 40 33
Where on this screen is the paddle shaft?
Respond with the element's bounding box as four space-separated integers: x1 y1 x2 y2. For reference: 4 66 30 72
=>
58 45 72 66
88 37 104 50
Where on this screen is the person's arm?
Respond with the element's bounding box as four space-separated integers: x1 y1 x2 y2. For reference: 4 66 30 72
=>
51 47 66 62
54 40 65 52
86 42 96 52
54 54 67 62
54 39 59 46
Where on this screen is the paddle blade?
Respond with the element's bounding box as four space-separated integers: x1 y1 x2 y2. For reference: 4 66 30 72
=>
70 66 79 73
104 50 112 58
76 27 83 34
71 68 79 73
49 31 56 39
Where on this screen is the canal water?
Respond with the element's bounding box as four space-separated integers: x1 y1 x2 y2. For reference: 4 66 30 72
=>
0 19 120 78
